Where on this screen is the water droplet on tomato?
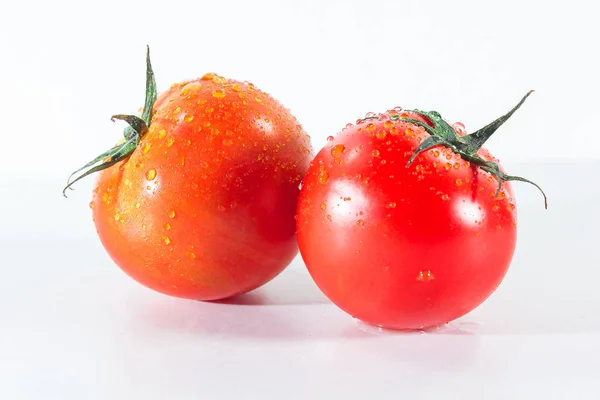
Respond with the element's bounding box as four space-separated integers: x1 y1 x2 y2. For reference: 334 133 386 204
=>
166 136 175 147
441 194 450 201
321 203 327 210
492 205 500 212
163 236 171 245
114 213 121 221
389 127 399 135
189 252 196 259
365 123 376 132
231 84 241 92
330 144 345 158
357 219 365 226
318 171 329 184
201 72 216 81
168 210 176 219
223 138 234 146
383 120 394 129
142 142 152 154
217 204 226 212
496 225 502 231
185 114 195 123
146 168 157 181
212 89 226 98
135 202 141 208
416 270 435 282
372 149 380 157
180 82 201 97
455 179 463 186
444 163 452 171
164 223 171 231
453 162 460 169
386 202 397 208
158 129 167 139
375 130 387 140
326 135 334 142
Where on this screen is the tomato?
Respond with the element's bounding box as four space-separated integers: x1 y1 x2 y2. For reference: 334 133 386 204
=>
296 93 546 330
65 48 313 301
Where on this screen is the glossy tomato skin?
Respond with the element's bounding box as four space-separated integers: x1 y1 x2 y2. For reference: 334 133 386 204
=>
296 112 517 330
92 74 312 300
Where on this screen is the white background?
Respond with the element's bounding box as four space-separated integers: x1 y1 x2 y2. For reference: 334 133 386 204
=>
1 0 599 399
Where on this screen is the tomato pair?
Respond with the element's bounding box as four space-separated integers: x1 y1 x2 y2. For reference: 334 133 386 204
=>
65 48 546 330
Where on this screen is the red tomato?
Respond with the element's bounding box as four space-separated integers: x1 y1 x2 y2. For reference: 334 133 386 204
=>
66 49 313 300
296 93 546 330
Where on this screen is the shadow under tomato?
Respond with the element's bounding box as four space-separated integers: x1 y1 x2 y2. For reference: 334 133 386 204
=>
211 267 330 306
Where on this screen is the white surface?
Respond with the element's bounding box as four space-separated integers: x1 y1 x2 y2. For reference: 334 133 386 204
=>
0 0 599 182
1 162 600 399
2 0 599 398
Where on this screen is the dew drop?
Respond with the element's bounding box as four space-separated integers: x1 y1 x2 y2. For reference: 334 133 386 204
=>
371 149 381 157
189 252 196 259
180 82 201 97
390 127 399 135
383 120 394 129
433 150 440 157
357 219 365 226
168 210 176 219
114 213 121 221
158 129 167 139
416 270 435 282
330 144 345 158
386 202 397 208
455 179 463 186
135 202 141 208
184 114 195 123
163 236 171 245
321 203 327 210
231 84 241 92
366 123 376 131
164 223 171 231
492 205 500 212
166 136 175 147
453 162 460 169
222 138 234 146
376 130 387 139
217 204 226 212
146 168 157 181
441 194 450 201
142 142 152 154
326 135 334 142
318 171 329 184
444 163 452 171
212 89 226 98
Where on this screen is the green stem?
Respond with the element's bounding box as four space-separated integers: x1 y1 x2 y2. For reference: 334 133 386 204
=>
62 46 157 197
400 91 548 209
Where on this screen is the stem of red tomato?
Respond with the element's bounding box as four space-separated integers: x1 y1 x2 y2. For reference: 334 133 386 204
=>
396 92 548 209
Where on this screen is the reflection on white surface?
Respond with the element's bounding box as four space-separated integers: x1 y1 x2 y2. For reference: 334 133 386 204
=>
2 170 600 398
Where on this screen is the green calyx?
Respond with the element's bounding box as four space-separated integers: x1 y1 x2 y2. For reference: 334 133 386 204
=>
62 46 158 197
394 91 548 209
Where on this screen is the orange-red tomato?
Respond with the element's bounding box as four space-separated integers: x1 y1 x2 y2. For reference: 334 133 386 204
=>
87 72 312 300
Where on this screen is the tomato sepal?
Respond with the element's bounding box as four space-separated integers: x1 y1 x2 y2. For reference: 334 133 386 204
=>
397 91 548 209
